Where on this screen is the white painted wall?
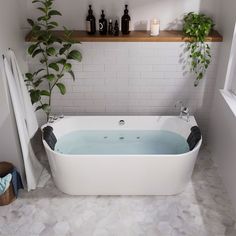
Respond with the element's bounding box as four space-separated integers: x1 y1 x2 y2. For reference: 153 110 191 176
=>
26 0 203 30
199 0 220 27
0 0 27 178
208 0 236 211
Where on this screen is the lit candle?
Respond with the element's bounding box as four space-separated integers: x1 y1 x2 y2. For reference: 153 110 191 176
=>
150 19 160 36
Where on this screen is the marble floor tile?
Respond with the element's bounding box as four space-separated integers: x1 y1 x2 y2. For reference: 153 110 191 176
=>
0 148 235 236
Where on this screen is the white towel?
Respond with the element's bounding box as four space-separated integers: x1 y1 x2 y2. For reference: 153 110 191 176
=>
3 56 44 191
8 50 38 138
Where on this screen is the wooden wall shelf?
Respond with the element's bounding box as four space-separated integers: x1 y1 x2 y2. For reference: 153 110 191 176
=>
25 30 223 43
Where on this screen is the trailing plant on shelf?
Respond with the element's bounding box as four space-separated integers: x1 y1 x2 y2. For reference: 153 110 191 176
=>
25 0 82 121
183 12 214 86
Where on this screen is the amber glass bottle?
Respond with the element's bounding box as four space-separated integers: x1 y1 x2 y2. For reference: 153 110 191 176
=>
86 5 96 35
121 5 131 34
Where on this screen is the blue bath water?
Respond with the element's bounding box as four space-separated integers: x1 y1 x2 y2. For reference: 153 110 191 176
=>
55 130 189 155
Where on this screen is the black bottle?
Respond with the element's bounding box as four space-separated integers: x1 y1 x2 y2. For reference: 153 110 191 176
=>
99 10 107 35
108 19 113 35
121 5 131 34
86 5 96 35
114 20 119 36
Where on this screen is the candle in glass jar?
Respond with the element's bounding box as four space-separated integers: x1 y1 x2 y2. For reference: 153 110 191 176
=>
150 19 160 36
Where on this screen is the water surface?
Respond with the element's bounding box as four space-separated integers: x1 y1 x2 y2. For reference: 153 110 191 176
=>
55 130 189 155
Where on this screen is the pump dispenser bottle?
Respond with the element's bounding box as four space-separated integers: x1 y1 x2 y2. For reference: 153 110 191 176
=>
99 10 107 35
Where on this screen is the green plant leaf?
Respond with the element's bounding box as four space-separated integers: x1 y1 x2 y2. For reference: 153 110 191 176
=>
63 26 70 35
46 47 56 56
57 59 66 65
47 25 55 30
44 0 53 8
32 0 42 3
33 79 43 87
28 44 38 55
32 25 41 32
68 70 75 81
25 73 33 81
48 10 62 16
59 44 72 55
67 50 82 62
46 74 55 81
41 104 50 113
56 83 66 95
38 16 50 22
49 63 59 71
49 21 58 27
64 63 72 72
57 73 64 79
63 26 73 38
64 43 72 49
27 19 34 27
34 68 45 75
40 90 50 96
35 105 43 111
59 47 67 55
30 90 41 104
32 49 44 58
37 7 47 13
40 58 47 64
38 32 50 42
35 104 50 112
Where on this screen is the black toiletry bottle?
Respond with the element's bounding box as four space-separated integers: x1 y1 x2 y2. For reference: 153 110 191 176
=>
99 10 107 35
86 5 96 35
114 20 119 36
108 19 113 35
121 5 131 34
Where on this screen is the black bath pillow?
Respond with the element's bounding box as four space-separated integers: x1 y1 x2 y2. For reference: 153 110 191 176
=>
42 126 57 150
187 126 201 151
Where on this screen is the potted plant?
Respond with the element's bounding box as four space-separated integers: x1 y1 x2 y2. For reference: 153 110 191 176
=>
183 12 214 86
25 0 82 121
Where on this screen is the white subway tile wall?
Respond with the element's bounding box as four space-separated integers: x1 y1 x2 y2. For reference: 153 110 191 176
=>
28 42 220 140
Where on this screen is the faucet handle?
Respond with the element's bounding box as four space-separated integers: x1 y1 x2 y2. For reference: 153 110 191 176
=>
181 106 189 112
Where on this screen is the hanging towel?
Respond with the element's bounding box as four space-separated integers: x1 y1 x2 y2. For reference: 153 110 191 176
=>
3 56 44 191
8 49 38 138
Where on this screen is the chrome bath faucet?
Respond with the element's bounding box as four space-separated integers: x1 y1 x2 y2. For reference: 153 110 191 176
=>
175 101 190 122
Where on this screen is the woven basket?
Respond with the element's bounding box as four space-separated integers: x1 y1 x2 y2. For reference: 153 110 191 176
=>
0 162 16 206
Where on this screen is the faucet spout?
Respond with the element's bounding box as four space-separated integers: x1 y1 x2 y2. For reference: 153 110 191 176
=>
175 101 190 122
180 106 190 122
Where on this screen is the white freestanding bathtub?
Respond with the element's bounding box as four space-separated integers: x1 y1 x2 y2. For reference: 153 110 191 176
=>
43 116 202 195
